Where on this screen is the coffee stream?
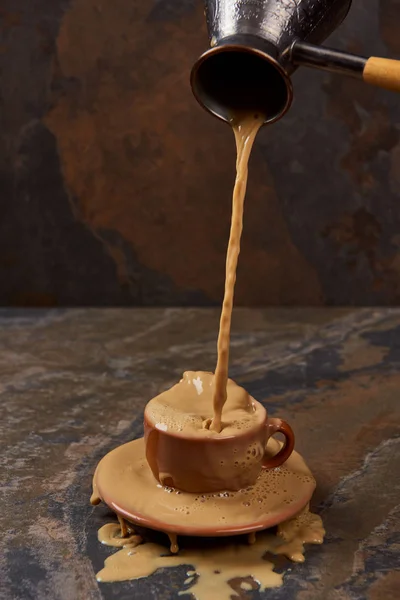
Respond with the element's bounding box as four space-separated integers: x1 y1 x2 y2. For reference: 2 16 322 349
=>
211 114 263 432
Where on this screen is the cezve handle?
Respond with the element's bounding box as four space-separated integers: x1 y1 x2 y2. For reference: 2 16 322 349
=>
363 57 400 92
291 42 400 94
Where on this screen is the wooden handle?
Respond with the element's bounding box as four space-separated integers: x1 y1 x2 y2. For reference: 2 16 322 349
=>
363 57 400 92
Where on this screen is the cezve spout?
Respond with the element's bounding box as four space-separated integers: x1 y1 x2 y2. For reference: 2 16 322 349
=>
191 0 400 125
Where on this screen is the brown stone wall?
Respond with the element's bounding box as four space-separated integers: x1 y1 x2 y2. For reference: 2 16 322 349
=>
0 0 399 306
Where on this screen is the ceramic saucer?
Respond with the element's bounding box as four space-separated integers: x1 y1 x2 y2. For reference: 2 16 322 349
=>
92 437 315 538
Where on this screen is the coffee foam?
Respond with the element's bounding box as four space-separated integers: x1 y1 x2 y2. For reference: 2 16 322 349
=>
145 371 263 437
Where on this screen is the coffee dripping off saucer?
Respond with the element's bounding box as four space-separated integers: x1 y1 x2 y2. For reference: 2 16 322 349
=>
91 375 315 548
191 0 400 125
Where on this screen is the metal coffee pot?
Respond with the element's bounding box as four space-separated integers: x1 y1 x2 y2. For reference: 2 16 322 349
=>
191 0 400 125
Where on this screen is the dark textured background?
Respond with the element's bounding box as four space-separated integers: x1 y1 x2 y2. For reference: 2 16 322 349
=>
0 0 399 307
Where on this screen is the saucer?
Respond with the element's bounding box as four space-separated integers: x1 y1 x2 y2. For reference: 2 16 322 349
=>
92 437 315 538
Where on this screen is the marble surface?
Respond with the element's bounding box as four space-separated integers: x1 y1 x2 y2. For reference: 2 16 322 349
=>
1 308 400 599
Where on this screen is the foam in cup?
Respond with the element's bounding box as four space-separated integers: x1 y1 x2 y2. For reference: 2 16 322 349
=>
145 371 264 437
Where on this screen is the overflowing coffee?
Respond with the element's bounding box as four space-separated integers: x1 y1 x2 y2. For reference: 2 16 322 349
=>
144 371 294 493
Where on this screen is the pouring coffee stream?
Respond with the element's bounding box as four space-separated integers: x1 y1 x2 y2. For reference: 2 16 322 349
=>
192 0 400 430
191 0 400 124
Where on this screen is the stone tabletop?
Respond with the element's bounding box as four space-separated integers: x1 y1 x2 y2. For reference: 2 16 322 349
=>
1 308 399 600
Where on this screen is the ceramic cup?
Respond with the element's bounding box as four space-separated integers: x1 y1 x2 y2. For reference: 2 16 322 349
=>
144 399 295 493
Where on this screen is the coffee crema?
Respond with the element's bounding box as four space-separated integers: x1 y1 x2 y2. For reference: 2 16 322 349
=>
145 370 262 437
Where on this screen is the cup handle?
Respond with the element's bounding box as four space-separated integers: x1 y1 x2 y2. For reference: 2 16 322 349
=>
262 418 295 469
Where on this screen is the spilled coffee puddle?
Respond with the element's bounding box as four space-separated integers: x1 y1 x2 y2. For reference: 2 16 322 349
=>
95 505 324 599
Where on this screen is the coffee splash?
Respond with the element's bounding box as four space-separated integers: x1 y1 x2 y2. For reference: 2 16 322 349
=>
95 504 325 599
211 114 263 432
